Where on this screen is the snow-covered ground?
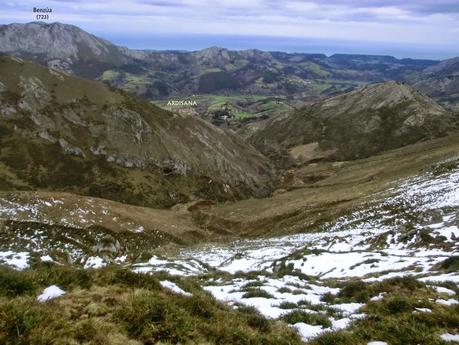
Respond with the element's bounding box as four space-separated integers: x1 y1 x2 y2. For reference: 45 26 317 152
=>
1 159 458 342
128 159 459 339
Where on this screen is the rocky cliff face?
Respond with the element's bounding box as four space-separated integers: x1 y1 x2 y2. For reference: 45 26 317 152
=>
0 57 274 207
248 81 456 161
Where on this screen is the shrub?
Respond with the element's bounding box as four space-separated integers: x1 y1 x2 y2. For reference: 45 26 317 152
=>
33 264 92 290
310 331 365 345
242 289 274 299
278 301 298 309
338 280 369 303
277 287 292 293
0 267 37 297
321 292 336 303
385 296 414 314
281 310 332 328
108 267 161 290
237 306 271 333
355 315 441 345
114 291 193 343
242 281 264 288
373 276 424 294
439 256 459 273
176 294 215 318
0 297 68 344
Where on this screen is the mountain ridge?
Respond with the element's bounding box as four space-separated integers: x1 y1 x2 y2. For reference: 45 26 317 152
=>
247 81 456 161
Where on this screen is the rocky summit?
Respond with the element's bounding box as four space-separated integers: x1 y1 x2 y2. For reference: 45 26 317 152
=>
0 22 134 78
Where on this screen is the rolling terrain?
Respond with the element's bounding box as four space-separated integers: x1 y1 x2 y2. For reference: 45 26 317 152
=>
2 22 458 124
0 22 435 98
0 21 459 345
153 94 295 129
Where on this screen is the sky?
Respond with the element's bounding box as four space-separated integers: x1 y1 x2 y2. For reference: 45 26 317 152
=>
1 0 459 59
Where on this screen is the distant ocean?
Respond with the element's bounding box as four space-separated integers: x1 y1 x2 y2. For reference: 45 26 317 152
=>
101 33 458 60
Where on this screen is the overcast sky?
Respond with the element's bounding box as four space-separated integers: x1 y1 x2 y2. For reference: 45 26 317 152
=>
1 0 459 59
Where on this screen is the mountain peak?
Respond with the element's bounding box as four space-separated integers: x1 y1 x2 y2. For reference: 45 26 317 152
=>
193 46 231 61
325 81 425 110
0 21 126 77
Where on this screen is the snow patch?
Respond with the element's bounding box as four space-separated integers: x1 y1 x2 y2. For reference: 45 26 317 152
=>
414 307 432 313
441 333 459 342
84 256 106 269
37 285 65 302
429 285 456 296
0 251 29 270
160 280 192 296
40 255 54 262
292 323 324 341
436 298 458 306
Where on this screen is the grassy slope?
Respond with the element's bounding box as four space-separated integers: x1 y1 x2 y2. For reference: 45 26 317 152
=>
0 264 302 345
204 267 459 345
1 134 459 252
153 94 294 126
309 277 458 345
1 263 456 345
248 82 456 162
196 134 459 237
0 191 204 257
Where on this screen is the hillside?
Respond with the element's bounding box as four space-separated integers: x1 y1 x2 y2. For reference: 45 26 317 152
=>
1 134 458 345
1 21 458 345
0 56 274 207
415 56 459 112
248 81 456 161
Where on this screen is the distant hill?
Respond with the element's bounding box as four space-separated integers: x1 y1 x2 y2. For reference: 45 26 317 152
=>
248 81 456 161
0 22 439 101
0 56 274 207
